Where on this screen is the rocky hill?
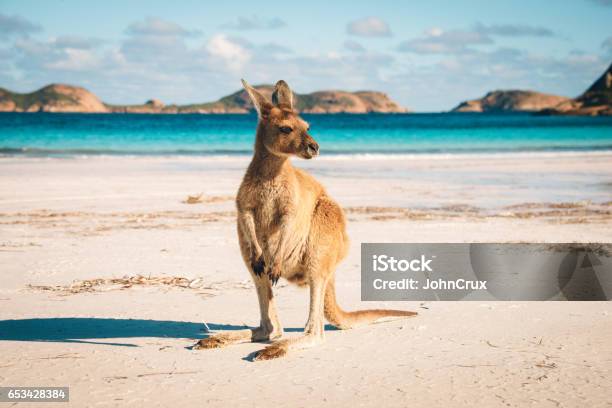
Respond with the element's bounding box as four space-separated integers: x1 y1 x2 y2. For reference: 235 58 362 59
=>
0 84 408 114
540 63 612 116
0 84 107 113
452 90 570 113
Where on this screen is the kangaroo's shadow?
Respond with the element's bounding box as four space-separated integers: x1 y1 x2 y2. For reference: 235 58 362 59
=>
0 318 321 347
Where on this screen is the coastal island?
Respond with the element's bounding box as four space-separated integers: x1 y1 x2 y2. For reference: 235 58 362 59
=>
451 90 570 113
452 63 611 116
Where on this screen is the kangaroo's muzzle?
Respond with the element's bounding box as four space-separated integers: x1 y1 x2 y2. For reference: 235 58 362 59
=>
304 141 319 159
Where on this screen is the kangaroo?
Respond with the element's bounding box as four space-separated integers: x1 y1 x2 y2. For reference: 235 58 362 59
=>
193 79 416 360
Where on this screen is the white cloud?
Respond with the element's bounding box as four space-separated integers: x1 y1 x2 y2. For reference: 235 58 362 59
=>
347 17 392 37
398 28 492 54
221 16 286 30
473 22 555 37
118 17 201 64
120 33 188 62
46 48 101 71
13 36 104 72
206 34 251 71
399 23 556 56
344 40 365 52
425 27 443 37
126 17 199 37
53 36 102 50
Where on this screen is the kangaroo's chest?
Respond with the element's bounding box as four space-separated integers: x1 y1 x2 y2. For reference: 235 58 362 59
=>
254 181 292 231
238 167 321 251
240 178 294 232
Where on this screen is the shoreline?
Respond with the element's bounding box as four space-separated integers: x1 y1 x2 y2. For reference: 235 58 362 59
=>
3 149 612 161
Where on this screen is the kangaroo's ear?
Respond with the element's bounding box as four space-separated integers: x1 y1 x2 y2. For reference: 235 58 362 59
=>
241 79 272 119
272 80 293 110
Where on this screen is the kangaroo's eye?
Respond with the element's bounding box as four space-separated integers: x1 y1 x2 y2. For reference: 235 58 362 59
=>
279 126 293 134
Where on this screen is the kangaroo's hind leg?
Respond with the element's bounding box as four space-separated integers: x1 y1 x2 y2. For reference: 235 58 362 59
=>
253 272 328 360
252 196 342 360
193 271 283 349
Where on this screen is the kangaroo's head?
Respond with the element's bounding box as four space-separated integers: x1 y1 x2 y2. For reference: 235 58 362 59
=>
242 79 319 160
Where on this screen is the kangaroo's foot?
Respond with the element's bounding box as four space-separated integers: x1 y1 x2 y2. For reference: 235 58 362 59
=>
193 326 282 350
253 340 288 360
252 333 324 361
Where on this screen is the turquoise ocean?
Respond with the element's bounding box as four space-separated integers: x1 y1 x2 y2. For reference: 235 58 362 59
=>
1 112 611 157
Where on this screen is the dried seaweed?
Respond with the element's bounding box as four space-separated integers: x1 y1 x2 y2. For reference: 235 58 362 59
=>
26 275 256 296
183 193 203 204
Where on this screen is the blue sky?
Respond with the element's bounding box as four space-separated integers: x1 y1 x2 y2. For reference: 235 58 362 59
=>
1 0 610 111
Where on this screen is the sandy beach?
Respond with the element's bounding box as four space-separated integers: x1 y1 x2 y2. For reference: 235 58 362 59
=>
1 153 611 407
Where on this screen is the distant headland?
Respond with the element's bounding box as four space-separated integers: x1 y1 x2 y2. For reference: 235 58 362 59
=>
451 63 611 116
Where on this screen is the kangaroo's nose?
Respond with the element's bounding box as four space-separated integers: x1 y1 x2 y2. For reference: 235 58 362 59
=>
307 141 319 156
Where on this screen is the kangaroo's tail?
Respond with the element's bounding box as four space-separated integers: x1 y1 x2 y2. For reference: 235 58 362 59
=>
324 278 417 329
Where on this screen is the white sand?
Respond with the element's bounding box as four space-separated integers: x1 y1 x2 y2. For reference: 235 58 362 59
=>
1 154 611 407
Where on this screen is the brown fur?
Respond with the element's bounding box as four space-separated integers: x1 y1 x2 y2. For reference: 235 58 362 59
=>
193 79 416 360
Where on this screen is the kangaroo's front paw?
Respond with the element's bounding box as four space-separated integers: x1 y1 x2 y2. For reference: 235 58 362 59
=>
251 256 265 277
193 336 226 350
253 341 288 361
266 262 281 286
